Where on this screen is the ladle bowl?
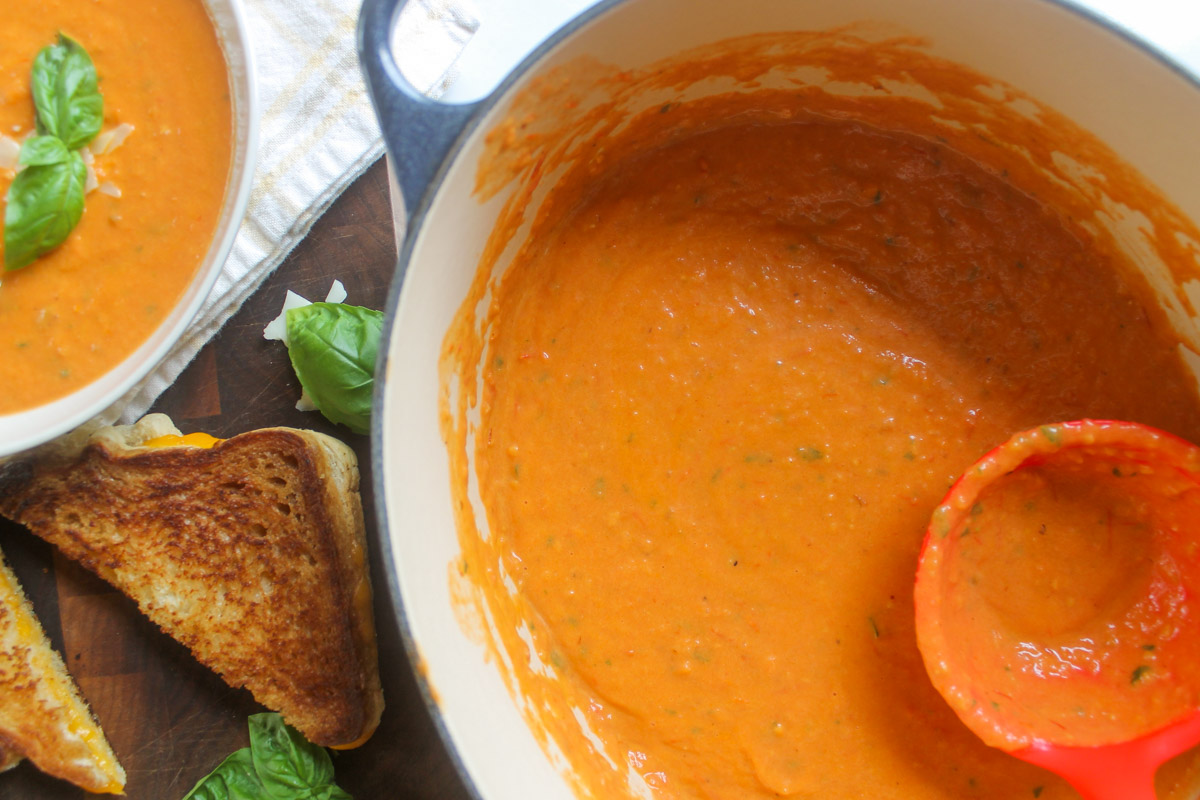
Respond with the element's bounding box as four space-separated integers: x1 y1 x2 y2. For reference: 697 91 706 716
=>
915 419 1200 799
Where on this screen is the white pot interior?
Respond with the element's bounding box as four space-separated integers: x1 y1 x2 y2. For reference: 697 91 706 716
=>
378 1 1200 798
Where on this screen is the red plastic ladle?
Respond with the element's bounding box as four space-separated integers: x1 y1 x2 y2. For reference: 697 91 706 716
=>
915 420 1200 800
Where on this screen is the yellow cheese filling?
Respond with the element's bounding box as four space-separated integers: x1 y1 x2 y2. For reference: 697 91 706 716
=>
141 432 222 449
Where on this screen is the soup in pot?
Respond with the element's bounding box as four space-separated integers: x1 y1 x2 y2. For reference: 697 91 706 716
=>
444 36 1200 800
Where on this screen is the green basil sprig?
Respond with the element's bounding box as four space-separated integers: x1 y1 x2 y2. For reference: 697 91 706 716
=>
285 303 383 436
31 34 103 150
18 134 73 166
4 33 102 271
4 142 87 271
183 713 353 800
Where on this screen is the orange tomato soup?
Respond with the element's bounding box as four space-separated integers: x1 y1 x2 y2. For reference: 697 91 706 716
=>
0 0 231 414
934 441 1200 751
452 101 1200 798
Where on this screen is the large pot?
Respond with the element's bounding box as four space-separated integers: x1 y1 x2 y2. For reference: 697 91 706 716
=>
0 0 259 459
359 1 1200 798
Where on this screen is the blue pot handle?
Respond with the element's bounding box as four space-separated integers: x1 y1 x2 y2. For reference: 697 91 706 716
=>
357 0 482 220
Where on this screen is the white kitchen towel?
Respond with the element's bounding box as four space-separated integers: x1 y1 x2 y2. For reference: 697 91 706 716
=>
117 0 477 422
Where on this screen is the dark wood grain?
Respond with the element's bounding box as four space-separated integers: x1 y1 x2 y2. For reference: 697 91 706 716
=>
0 159 475 800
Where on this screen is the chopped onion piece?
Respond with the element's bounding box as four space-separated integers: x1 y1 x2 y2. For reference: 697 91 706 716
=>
84 163 99 193
263 280 351 345
0 136 19 171
96 181 121 198
91 123 134 155
263 290 313 345
325 279 347 304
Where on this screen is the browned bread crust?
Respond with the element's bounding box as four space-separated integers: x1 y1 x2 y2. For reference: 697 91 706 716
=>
0 746 20 773
0 547 125 792
0 415 383 748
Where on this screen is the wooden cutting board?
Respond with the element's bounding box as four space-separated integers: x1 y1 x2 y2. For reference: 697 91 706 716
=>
0 160 474 800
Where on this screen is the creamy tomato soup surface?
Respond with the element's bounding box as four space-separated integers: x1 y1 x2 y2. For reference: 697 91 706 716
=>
0 0 231 414
442 35 1200 800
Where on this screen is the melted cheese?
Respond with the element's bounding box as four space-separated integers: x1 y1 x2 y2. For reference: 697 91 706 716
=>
329 730 373 750
142 432 222 449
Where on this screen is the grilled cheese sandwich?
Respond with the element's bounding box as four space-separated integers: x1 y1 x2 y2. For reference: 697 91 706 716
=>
0 414 383 749
0 545 125 793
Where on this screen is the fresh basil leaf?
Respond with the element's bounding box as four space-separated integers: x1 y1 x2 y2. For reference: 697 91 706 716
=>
182 748 266 800
285 303 383 435
248 712 337 796
180 714 353 800
4 150 87 270
18 134 71 166
31 34 103 150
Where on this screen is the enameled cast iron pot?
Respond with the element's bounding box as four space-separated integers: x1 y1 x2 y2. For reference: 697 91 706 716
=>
0 0 259 459
358 1 1200 797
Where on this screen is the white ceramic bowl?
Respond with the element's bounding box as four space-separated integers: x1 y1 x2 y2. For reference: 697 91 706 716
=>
0 0 259 459
361 1 1200 797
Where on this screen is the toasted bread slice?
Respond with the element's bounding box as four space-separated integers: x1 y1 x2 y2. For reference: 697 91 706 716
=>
0 545 125 793
0 414 383 748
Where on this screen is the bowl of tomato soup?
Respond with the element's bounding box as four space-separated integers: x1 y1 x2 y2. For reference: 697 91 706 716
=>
362 0 1200 798
0 0 257 458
